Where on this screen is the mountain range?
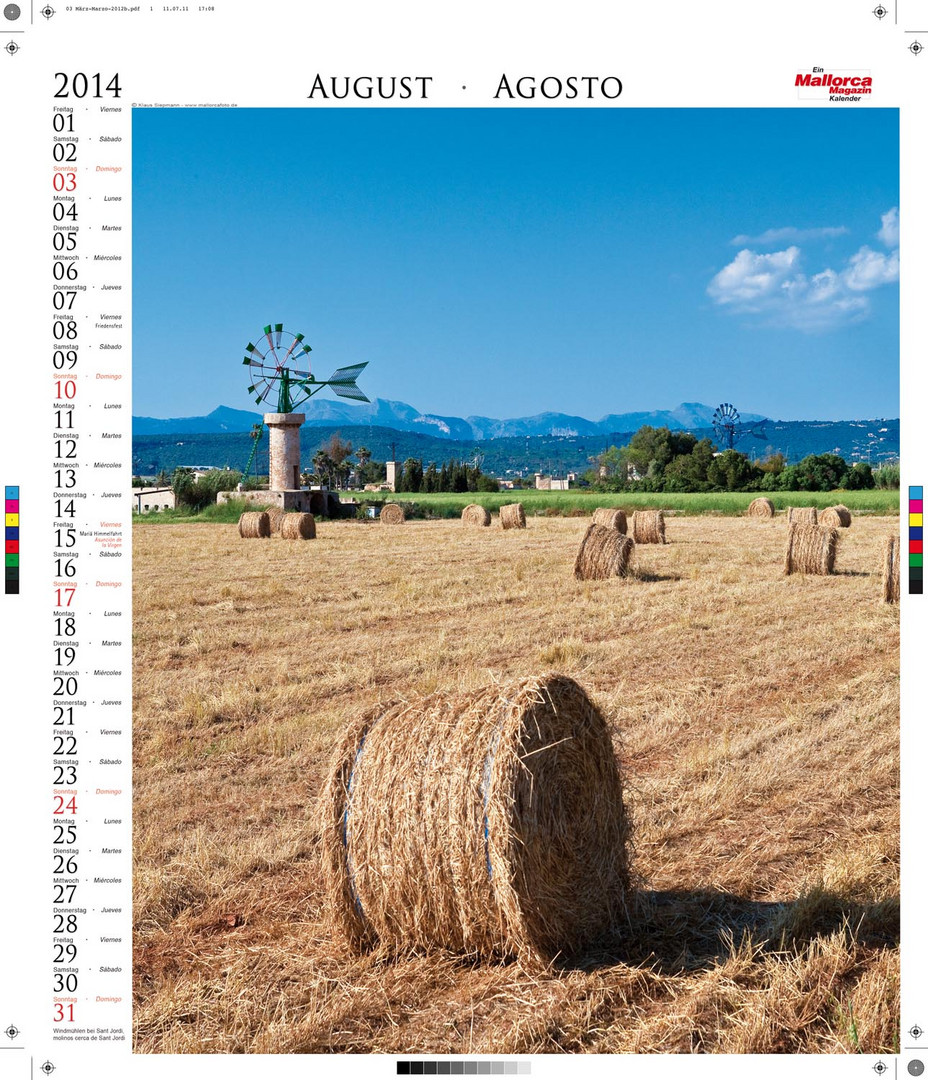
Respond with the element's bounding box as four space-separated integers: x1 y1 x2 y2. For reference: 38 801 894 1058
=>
133 400 766 441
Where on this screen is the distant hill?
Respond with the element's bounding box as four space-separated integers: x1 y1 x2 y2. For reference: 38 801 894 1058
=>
132 418 899 478
133 400 767 442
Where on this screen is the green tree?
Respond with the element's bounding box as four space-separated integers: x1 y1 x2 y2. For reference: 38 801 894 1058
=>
592 445 623 479
793 453 849 492
619 426 697 481
758 452 786 475
312 449 335 487
777 464 802 491
317 433 353 488
873 463 900 490
400 458 423 493
171 468 241 512
357 458 386 486
451 461 468 492
706 449 758 491
663 437 717 490
845 461 876 490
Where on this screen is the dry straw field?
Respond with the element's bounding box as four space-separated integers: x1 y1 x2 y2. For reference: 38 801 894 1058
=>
134 512 899 1055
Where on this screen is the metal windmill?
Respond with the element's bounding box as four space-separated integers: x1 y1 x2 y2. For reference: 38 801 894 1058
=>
712 402 768 451
243 323 369 413
241 322 370 482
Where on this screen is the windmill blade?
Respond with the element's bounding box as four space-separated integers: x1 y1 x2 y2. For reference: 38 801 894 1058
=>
282 331 306 364
330 382 370 402
263 324 279 365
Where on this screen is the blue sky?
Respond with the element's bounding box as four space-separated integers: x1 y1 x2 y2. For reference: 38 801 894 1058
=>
133 108 899 422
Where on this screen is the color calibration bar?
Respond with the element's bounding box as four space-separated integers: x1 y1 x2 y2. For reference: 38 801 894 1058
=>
911 485 923 595
5 485 19 594
396 1064 530 1075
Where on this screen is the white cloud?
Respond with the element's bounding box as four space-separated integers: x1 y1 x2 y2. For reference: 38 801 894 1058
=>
844 245 899 291
877 207 899 247
707 246 800 306
731 225 848 246
708 213 899 332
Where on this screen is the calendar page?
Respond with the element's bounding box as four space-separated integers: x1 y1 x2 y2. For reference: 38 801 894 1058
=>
0 3 918 1079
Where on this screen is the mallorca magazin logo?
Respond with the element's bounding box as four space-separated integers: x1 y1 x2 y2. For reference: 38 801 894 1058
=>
795 67 873 102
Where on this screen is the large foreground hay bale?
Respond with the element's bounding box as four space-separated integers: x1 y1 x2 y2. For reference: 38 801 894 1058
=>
631 510 665 544
379 503 405 525
280 512 316 540
321 673 630 962
747 497 775 519
784 523 838 575
462 503 491 527
591 507 627 533
574 524 634 581
882 536 900 603
500 502 526 530
787 506 818 525
265 506 288 534
238 511 270 539
820 504 852 528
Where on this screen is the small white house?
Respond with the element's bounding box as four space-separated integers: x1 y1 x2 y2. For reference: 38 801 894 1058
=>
134 487 176 513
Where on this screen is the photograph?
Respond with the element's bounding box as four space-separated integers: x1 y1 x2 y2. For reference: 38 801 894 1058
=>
130 107 900 1054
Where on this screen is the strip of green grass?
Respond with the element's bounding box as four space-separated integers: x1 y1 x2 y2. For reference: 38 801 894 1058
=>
133 498 270 525
134 489 899 524
360 489 900 518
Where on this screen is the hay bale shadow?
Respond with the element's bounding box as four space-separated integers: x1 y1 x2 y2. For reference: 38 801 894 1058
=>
553 887 899 974
631 570 683 583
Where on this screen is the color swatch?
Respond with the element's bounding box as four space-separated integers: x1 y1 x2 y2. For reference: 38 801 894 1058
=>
396 1065 530 1075
910 486 922 595
5 485 18 595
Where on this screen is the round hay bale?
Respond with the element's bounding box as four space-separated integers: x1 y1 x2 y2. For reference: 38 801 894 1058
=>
379 503 406 525
238 511 270 539
574 524 635 581
591 507 627 533
820 504 852 528
279 512 316 540
784 523 838 575
462 503 491 527
265 506 288 534
746 497 775 519
499 503 526 530
631 509 665 544
320 673 630 962
883 535 900 603
787 506 818 525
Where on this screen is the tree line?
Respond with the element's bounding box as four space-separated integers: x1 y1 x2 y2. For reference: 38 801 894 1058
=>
590 425 882 493
394 458 499 493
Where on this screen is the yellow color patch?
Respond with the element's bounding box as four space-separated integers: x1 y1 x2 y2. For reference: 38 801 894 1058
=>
910 513 923 527
5 513 18 527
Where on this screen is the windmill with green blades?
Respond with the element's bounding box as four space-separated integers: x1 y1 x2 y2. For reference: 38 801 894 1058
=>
241 322 369 491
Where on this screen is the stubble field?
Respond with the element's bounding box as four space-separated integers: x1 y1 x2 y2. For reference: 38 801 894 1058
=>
133 512 899 1054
